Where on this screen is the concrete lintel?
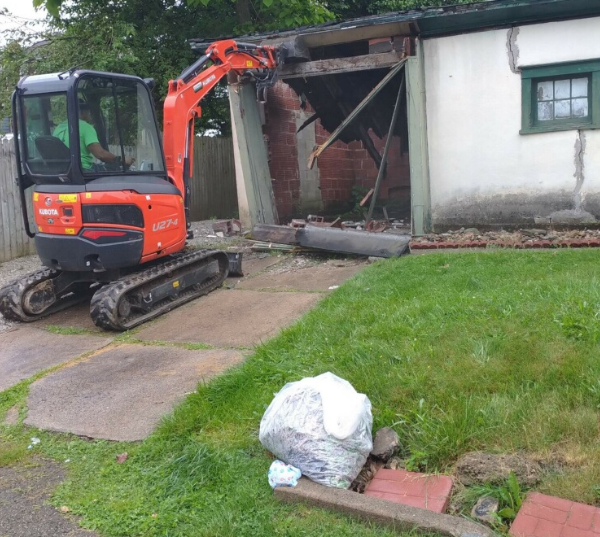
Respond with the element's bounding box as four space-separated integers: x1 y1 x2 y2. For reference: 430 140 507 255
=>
275 478 498 537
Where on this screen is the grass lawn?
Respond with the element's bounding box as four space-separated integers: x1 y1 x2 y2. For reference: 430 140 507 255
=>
3 249 600 536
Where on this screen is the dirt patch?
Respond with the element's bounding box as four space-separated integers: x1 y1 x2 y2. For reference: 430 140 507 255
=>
455 452 542 487
0 457 98 537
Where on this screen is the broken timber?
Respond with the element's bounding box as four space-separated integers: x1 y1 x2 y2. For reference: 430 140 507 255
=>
279 51 405 80
251 224 410 258
308 59 408 169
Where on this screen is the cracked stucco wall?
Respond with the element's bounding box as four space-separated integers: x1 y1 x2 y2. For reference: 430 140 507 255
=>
506 27 520 74
422 16 600 228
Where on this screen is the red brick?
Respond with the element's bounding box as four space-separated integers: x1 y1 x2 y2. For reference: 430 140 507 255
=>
528 493 574 513
510 514 539 536
563 526 597 537
364 469 452 514
520 503 569 524
569 504 597 530
533 518 563 537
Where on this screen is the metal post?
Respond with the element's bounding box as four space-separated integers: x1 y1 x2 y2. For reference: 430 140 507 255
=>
366 71 405 224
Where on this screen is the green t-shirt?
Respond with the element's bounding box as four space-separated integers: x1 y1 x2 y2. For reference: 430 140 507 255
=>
53 120 99 170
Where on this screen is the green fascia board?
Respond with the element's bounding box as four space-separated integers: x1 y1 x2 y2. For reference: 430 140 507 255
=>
521 60 600 79
418 0 600 37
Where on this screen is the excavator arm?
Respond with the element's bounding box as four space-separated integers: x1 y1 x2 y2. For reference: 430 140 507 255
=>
162 39 279 229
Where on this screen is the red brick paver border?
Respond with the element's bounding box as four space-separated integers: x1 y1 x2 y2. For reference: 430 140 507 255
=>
510 492 600 537
364 468 453 513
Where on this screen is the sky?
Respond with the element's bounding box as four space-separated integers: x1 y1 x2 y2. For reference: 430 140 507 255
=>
0 0 48 37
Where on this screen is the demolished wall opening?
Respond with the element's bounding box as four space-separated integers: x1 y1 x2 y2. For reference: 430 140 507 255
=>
263 39 413 228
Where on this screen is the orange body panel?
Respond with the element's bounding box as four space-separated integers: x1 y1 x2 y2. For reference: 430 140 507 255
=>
33 192 82 235
33 189 187 265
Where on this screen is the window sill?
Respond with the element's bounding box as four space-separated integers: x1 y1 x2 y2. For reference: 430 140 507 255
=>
520 122 600 135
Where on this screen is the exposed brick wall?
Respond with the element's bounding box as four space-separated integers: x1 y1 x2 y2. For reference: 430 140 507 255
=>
264 81 411 221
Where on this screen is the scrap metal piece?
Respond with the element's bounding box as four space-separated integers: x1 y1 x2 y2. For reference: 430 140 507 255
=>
366 70 406 224
297 226 409 258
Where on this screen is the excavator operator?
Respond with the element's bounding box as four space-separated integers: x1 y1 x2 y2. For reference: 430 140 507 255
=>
53 102 135 171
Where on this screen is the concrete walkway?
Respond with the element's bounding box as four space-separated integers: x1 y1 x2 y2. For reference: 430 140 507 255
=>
1 253 367 440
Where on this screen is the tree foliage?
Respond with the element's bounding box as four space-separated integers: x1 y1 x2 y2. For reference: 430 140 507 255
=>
1 0 473 136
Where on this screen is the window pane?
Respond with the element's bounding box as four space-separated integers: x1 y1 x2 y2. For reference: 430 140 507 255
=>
538 101 554 121
24 93 70 175
554 79 571 99
555 99 571 118
537 81 553 101
572 98 589 118
572 78 588 98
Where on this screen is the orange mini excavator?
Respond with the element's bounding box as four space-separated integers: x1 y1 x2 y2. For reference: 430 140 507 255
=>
0 40 278 330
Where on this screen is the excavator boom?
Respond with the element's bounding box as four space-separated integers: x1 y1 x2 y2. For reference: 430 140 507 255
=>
162 40 279 231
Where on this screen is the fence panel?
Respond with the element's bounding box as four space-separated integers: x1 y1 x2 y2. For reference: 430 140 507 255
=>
188 137 238 220
0 138 35 263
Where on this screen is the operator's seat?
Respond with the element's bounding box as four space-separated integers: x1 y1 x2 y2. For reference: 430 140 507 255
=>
35 136 71 174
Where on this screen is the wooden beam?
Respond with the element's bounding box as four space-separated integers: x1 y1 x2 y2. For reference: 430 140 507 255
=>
279 51 405 80
308 59 407 169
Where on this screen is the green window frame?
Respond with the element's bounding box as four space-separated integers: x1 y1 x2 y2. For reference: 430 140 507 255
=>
521 60 600 134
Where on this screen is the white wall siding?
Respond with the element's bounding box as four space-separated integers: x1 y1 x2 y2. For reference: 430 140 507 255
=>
423 16 600 228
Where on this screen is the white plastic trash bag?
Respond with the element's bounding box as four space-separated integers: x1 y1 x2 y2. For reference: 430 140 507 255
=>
259 372 373 489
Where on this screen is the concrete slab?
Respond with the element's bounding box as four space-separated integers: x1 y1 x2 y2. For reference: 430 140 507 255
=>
25 344 245 441
232 254 284 280
37 302 103 333
275 477 497 537
135 289 321 348
0 326 113 392
236 264 365 292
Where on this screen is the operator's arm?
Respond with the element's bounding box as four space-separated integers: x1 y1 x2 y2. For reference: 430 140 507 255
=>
81 122 134 166
87 142 135 167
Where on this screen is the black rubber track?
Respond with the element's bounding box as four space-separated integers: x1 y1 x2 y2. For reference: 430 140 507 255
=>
89 249 229 331
0 268 91 322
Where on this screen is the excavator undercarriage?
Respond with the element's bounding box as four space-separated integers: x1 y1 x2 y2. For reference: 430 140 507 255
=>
0 249 230 331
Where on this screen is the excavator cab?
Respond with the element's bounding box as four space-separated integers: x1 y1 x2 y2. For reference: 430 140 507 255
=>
12 70 187 275
15 71 164 184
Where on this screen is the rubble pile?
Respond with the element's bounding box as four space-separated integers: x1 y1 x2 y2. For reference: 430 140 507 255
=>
410 227 600 249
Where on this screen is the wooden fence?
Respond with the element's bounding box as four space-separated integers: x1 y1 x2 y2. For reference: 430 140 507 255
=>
0 136 237 263
188 136 238 221
0 138 36 263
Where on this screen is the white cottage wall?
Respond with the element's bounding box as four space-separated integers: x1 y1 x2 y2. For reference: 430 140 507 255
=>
423 16 600 228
